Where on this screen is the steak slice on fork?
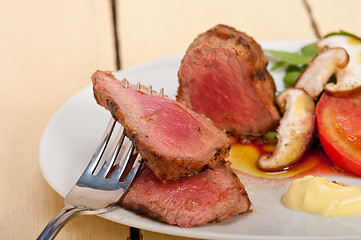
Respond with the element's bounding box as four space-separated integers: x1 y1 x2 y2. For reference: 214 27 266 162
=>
92 70 231 181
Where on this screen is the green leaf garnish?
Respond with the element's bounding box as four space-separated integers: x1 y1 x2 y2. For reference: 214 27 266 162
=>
265 50 313 65
265 42 318 88
284 70 301 88
283 65 307 88
324 30 361 42
300 42 318 57
270 61 286 71
264 131 278 140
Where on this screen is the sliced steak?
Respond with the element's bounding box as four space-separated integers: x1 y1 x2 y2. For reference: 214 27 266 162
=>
92 70 231 181
122 160 251 227
177 24 280 137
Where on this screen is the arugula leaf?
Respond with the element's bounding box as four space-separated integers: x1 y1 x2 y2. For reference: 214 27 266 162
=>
270 61 286 71
283 65 307 88
301 42 318 57
265 42 317 88
264 131 278 140
324 30 361 42
265 50 313 65
283 68 301 88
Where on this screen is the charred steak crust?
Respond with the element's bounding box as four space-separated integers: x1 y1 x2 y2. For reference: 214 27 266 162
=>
121 160 251 228
177 24 280 137
92 70 232 181
135 140 230 180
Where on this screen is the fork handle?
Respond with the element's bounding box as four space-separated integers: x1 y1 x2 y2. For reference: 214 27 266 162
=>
37 205 89 240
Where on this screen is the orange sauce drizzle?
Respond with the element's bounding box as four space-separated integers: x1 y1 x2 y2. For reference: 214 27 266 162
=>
226 137 352 179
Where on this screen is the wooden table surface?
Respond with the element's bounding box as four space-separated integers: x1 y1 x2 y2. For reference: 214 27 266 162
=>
1 0 360 239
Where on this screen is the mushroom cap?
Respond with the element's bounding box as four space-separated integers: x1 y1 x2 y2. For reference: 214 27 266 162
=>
295 47 349 99
318 35 361 95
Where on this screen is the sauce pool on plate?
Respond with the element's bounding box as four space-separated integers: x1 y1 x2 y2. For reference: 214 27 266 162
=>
227 139 341 179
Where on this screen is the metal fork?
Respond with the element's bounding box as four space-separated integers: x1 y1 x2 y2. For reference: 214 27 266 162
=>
38 81 160 240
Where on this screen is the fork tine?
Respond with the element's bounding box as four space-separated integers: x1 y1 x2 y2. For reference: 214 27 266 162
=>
85 118 116 174
109 84 151 181
146 85 152 95
110 144 135 181
97 83 153 180
123 80 129 88
159 88 164 97
122 154 143 184
110 85 157 181
93 81 130 178
118 154 143 201
136 82 140 91
97 126 126 178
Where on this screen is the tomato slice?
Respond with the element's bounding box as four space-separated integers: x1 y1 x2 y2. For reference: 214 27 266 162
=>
316 91 361 176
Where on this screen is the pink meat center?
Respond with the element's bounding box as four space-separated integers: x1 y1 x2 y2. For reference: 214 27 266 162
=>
131 93 211 157
188 50 267 129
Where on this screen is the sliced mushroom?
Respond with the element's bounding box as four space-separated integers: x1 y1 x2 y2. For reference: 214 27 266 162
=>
257 88 315 172
317 35 361 95
294 47 349 99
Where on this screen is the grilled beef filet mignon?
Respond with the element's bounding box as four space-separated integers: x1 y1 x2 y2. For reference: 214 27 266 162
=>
92 70 231 181
122 160 251 227
177 24 280 137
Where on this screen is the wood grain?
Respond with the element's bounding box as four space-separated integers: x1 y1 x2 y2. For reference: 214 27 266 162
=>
118 0 314 68
1 0 360 239
0 0 129 239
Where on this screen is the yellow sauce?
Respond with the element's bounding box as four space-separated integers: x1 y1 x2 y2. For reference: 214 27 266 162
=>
227 142 320 179
345 36 361 65
282 175 361 216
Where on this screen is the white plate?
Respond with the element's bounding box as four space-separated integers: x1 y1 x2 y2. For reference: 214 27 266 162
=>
39 40 361 240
